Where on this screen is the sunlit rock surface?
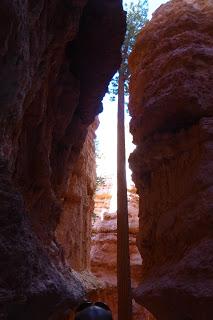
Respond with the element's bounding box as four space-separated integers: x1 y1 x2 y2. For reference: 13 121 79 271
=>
94 176 113 219
56 120 98 271
91 188 155 320
0 1 125 318
129 0 213 319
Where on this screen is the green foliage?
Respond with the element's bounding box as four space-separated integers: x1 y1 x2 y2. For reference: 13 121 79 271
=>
92 211 98 224
109 0 148 99
96 176 106 190
95 138 104 160
95 138 107 190
95 138 100 158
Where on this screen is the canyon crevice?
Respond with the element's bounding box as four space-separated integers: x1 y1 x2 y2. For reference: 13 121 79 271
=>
1 0 213 319
0 1 125 319
129 0 213 319
91 187 156 320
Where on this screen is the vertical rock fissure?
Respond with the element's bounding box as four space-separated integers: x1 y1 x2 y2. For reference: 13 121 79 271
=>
91 94 155 319
117 72 132 320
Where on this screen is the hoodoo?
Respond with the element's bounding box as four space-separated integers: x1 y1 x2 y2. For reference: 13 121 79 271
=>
129 0 213 319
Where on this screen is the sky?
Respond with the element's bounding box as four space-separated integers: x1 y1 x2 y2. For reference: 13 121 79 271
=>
148 0 168 18
125 0 168 18
96 0 169 193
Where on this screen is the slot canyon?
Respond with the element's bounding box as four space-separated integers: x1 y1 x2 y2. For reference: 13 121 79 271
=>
0 0 212 320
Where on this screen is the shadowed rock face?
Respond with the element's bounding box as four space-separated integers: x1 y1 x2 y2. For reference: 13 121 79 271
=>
0 1 125 319
129 0 213 319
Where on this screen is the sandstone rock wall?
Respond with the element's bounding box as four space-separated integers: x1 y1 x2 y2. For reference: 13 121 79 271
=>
56 120 98 271
0 1 125 319
91 189 155 320
129 0 213 319
94 176 113 219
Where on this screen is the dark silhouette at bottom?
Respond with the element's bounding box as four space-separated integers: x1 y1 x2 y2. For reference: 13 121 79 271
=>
75 301 113 320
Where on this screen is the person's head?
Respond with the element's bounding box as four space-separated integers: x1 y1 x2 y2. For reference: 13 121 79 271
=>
75 301 113 320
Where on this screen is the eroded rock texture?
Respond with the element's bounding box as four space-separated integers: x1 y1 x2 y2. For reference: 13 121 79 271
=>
129 0 213 319
56 120 98 271
91 189 155 320
0 1 125 319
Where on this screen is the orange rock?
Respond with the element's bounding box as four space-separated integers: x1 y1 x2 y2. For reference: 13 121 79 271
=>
91 188 155 319
129 0 213 319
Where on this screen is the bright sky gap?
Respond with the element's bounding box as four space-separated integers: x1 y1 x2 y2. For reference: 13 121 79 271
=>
96 0 168 211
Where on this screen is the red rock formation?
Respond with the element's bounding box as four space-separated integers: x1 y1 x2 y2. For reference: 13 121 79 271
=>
0 1 125 319
129 0 213 319
56 120 98 271
94 176 113 219
91 188 155 320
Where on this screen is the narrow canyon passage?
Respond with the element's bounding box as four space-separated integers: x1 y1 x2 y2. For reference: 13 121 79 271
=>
89 96 155 320
0 1 212 320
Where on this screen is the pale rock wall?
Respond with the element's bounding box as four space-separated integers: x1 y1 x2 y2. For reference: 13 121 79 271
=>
94 176 113 219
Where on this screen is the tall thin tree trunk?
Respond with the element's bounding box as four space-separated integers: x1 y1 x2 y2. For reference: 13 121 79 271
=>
117 70 132 320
